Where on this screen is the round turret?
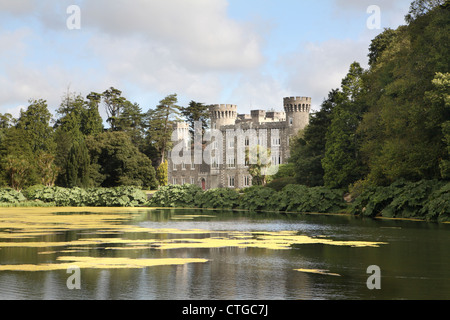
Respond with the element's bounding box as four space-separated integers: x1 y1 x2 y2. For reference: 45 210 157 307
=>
210 104 238 129
284 97 311 132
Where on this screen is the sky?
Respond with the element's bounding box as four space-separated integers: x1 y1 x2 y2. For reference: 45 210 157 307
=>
0 0 413 120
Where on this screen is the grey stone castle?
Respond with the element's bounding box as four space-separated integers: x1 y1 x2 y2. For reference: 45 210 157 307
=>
168 96 311 190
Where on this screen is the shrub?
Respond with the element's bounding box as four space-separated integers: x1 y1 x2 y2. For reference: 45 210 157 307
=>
87 186 148 207
266 177 297 192
194 188 240 209
0 188 27 204
25 185 147 207
420 182 450 222
350 179 449 220
26 186 88 207
239 186 279 212
148 184 202 208
382 180 444 219
274 185 346 213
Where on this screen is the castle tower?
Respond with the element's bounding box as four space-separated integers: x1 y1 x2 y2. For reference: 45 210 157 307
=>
284 97 311 133
210 104 238 130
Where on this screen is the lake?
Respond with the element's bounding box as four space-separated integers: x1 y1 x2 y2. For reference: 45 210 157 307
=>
0 207 449 300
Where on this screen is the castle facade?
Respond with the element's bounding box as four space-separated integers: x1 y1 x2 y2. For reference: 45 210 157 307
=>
168 96 311 190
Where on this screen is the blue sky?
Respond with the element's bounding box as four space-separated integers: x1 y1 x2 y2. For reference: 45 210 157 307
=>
0 0 413 119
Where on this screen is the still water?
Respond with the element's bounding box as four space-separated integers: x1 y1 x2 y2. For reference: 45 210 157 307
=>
0 208 449 300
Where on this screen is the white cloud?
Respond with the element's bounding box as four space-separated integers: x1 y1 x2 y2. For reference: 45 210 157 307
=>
282 38 369 111
0 0 266 116
79 0 264 71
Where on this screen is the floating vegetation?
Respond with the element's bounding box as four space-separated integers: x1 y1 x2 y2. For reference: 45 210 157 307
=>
170 215 216 220
294 269 341 277
0 208 387 272
0 257 209 272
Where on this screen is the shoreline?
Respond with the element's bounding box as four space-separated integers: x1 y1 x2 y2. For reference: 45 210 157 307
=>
1 205 448 224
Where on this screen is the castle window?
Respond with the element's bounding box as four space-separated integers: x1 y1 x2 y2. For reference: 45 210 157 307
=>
182 162 186 170
181 178 186 185
272 151 282 166
191 178 195 185
228 176 235 188
227 156 236 168
272 137 281 146
191 163 195 170
244 176 251 187
173 178 177 185
212 158 219 169
289 117 293 126
173 163 177 171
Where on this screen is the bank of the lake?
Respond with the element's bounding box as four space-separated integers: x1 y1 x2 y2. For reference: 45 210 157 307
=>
1 179 449 222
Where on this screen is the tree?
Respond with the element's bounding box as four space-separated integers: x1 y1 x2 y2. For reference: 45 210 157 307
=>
86 131 158 189
116 100 146 149
3 155 34 191
102 87 126 131
145 94 181 166
424 72 450 179
322 63 367 189
83 92 104 136
180 101 210 136
245 145 273 186
36 152 59 187
405 0 446 23
16 99 55 153
290 89 340 187
368 28 398 67
66 138 91 188
156 160 168 187
358 5 450 185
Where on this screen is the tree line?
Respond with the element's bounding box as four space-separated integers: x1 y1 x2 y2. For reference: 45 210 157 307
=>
0 87 210 191
285 0 449 195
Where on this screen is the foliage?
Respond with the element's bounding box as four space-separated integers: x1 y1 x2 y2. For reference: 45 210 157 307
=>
239 186 278 212
86 131 158 189
350 179 450 221
145 94 182 165
0 188 27 203
359 5 450 185
66 138 90 188
245 145 274 186
275 185 346 213
290 90 339 187
194 188 241 210
148 184 202 208
420 182 450 222
85 186 148 207
156 160 168 187
180 100 210 136
266 177 297 192
25 186 147 207
405 0 446 23
322 62 367 189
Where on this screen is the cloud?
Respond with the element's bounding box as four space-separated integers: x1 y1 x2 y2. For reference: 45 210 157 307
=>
282 38 369 111
81 0 264 72
0 0 267 116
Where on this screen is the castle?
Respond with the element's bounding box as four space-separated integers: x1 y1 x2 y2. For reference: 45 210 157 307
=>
168 96 311 190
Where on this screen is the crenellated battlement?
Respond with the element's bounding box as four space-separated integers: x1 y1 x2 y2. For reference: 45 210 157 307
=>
284 96 311 113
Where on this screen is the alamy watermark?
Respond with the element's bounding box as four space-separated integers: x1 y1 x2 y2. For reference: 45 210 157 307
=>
367 265 381 290
67 5 81 30
67 265 81 290
171 122 281 176
367 5 381 30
